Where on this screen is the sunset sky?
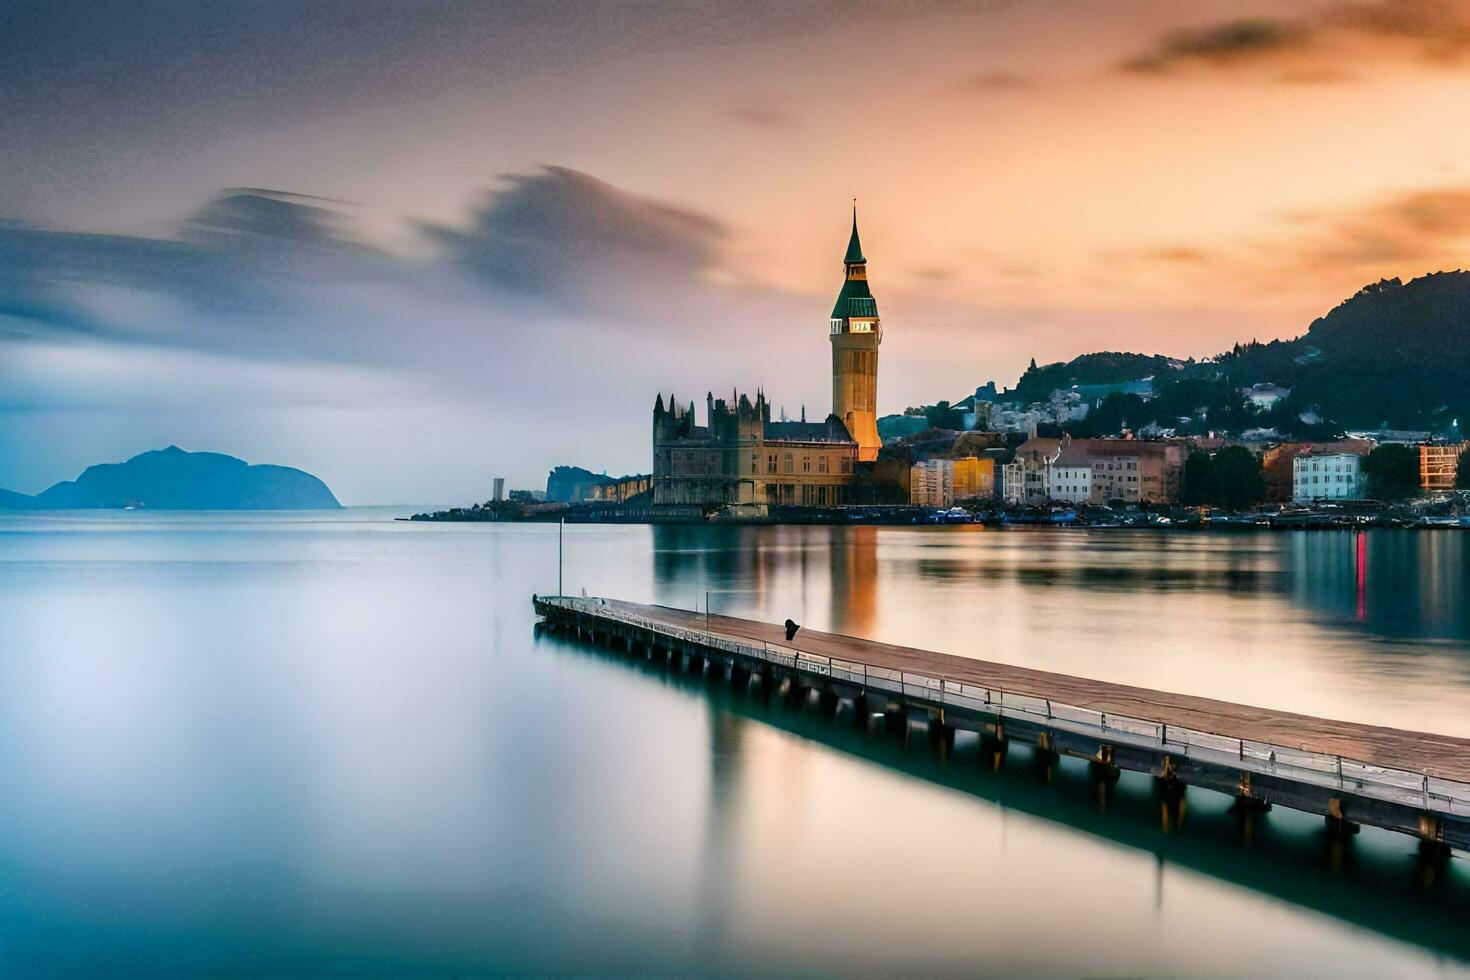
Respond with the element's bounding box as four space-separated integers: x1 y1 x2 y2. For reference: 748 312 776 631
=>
7 0 1470 501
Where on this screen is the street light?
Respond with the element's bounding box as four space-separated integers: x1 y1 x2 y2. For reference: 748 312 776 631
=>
558 516 564 597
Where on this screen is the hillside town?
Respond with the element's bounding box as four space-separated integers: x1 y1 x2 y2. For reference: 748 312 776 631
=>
422 215 1470 527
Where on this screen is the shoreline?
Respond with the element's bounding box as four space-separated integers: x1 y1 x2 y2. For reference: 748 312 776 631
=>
404 508 1467 531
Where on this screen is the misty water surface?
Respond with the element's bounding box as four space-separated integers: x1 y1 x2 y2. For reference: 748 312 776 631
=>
1 513 1468 976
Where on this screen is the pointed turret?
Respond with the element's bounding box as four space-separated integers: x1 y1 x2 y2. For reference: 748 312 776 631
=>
844 204 865 265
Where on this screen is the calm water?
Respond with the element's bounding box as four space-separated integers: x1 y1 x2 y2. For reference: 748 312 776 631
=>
3 511 1470 976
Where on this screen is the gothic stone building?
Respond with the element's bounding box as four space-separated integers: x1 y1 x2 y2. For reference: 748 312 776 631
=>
652 210 885 514
652 391 857 512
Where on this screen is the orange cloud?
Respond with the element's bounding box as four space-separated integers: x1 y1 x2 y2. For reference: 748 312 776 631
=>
1119 0 1470 81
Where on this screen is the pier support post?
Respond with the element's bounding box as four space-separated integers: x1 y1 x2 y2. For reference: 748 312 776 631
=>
1323 798 1360 840
1230 773 1272 845
1089 746 1120 810
928 718 955 748
1416 815 1451 883
1034 732 1059 783
1154 755 1186 831
817 688 840 718
883 703 906 736
980 722 1007 770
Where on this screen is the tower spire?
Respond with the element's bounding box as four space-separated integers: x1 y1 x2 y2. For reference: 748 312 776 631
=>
845 201 865 266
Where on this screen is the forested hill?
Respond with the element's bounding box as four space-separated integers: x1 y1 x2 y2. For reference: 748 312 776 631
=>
1000 272 1470 433
1215 272 1470 430
1010 352 1187 404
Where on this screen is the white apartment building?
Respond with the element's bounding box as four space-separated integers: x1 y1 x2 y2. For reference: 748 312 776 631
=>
1001 460 1025 506
1293 452 1363 502
1049 459 1093 504
910 459 955 507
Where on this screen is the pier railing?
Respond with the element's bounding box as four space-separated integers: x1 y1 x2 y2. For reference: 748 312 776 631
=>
541 595 1470 819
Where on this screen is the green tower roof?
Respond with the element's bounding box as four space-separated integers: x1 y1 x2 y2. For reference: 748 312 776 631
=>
844 208 865 265
832 207 877 319
831 276 876 319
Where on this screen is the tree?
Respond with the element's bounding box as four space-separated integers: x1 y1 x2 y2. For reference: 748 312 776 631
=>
1210 446 1265 510
1180 449 1214 506
923 400 965 430
1361 444 1420 500
1458 447 1470 490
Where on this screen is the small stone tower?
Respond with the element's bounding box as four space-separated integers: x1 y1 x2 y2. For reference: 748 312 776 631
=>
829 207 882 461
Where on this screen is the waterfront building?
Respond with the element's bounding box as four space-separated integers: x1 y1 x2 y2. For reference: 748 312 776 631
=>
1012 437 1063 504
1262 440 1373 502
652 391 857 513
1001 460 1025 505
651 209 897 515
830 209 883 462
1049 455 1092 504
1069 438 1182 503
1420 442 1467 491
1293 450 1364 502
1015 435 1183 504
952 456 996 500
910 459 955 507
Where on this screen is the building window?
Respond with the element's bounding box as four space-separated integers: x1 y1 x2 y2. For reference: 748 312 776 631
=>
802 456 811 473
783 453 794 474
767 454 778 474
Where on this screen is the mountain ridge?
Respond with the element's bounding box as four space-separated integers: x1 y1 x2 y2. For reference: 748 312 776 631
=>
0 446 340 510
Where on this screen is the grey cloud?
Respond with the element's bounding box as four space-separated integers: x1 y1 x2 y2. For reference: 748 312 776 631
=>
422 166 726 308
1118 1 1470 79
955 70 1033 91
726 98 795 128
183 189 369 252
1120 18 1312 74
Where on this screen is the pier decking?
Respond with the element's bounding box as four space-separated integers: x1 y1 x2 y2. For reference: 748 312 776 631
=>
534 594 1470 851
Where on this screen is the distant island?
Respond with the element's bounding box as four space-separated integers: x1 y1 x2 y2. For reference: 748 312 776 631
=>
0 446 340 510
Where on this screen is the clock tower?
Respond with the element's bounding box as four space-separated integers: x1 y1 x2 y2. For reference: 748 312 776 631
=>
829 207 882 462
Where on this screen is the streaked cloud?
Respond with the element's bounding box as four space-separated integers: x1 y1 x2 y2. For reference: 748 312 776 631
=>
1121 19 1312 74
421 166 726 312
1119 1 1470 81
954 70 1034 92
1108 184 1470 302
725 97 796 128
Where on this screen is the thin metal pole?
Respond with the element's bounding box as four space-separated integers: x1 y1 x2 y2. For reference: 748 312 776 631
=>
705 590 710 630
558 517 564 597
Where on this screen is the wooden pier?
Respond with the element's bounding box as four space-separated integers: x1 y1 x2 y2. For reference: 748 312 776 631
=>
534 594 1470 852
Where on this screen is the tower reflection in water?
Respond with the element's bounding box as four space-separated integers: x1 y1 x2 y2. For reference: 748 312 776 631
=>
562 524 1470 970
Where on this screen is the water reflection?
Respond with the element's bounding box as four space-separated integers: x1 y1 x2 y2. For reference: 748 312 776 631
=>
4 515 1469 976
548 628 1470 967
647 526 1470 737
1290 531 1470 640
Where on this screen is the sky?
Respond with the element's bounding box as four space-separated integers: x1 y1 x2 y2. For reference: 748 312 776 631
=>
7 0 1470 502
